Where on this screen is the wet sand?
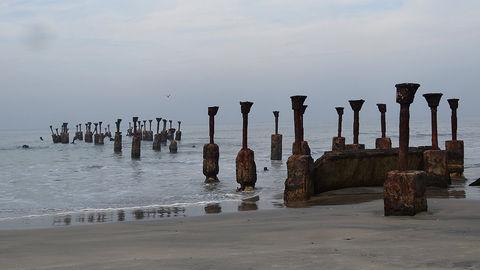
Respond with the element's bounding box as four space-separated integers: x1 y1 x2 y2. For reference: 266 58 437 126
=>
1 198 480 269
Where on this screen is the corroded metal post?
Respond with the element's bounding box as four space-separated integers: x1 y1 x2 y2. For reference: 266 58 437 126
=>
160 119 168 145
204 106 220 183
236 101 256 191
332 107 345 151
153 117 162 151
175 121 182 141
114 119 122 153
423 93 449 187
271 111 282 160
347 100 365 150
423 93 442 150
445 98 464 178
284 95 313 205
131 117 141 159
384 83 427 216
375 104 392 149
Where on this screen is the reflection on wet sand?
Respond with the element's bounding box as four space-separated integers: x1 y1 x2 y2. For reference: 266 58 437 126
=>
238 201 258 211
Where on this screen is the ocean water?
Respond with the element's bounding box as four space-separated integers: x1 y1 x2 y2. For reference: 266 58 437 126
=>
0 119 479 229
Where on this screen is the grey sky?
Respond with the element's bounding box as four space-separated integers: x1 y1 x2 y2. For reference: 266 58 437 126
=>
0 0 479 130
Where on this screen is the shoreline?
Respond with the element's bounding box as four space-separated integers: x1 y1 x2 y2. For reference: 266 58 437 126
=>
1 198 479 269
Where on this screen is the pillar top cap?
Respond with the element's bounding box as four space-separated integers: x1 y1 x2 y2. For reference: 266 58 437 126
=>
395 83 420 104
149 119 153 123
290 95 307 110
94 123 98 126
423 93 443 108
376 103 387 112
348 99 365 111
132 117 138 122
208 106 219 116
169 119 172 122
448 98 459 109
116 119 121 123
163 119 167 123
178 121 181 124
143 120 146 123
88 122 92 124
156 117 162 122
99 121 102 124
335 107 344 115
301 105 308 114
273 111 279 117
50 125 52 128
240 101 254 114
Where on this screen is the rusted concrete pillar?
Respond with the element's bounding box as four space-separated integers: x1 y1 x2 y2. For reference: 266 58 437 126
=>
270 111 282 160
141 120 147 141
384 83 427 216
346 100 365 150
60 123 69 144
445 98 464 178
127 122 133 137
422 93 450 187
93 123 100 145
114 119 122 153
375 104 392 149
85 122 93 143
284 95 314 205
160 119 168 145
50 125 59 143
332 107 345 151
169 138 178 153
236 101 257 191
98 122 105 145
77 123 84 141
175 121 182 141
131 117 141 159
153 117 162 151
167 120 175 140
204 106 220 183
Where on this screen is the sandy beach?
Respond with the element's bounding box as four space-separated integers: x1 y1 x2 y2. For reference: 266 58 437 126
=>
1 198 479 270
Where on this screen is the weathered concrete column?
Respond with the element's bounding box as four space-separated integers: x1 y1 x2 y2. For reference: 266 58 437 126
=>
77 123 83 141
332 107 346 151
131 117 141 159
127 122 133 137
236 101 257 191
85 122 93 143
284 95 314 205
422 93 449 187
175 121 182 141
50 125 59 143
98 122 104 145
346 100 365 150
375 104 392 149
270 111 282 160
94 123 100 145
141 120 147 141
445 98 464 178
204 107 220 183
384 83 427 216
153 117 162 151
60 123 69 144
169 137 178 153
114 119 122 153
167 120 175 140
160 119 168 145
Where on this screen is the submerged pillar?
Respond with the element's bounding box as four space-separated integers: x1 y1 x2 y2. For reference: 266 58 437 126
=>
131 117 141 159
284 95 314 205
332 107 345 151
236 101 257 191
127 122 133 137
153 117 162 151
270 111 282 160
85 122 93 143
50 125 60 143
93 123 100 145
160 119 168 145
60 123 69 144
167 120 175 140
384 83 427 216
423 93 450 187
175 121 182 141
375 104 392 149
445 98 464 178
346 100 365 150
204 107 220 183
114 119 122 153
77 123 84 141
98 122 104 145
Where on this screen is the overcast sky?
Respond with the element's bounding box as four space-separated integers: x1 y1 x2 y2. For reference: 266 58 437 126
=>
0 0 479 130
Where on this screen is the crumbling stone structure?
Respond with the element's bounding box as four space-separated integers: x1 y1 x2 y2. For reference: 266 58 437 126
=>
236 101 257 191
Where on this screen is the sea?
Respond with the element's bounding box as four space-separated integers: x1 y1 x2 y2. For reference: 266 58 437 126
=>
1 119 479 230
